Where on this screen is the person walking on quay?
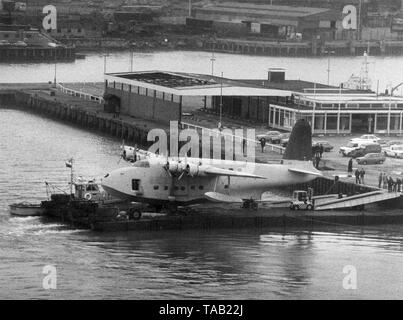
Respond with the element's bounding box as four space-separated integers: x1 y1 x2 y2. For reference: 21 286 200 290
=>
260 138 266 153
383 173 388 189
360 168 366 185
388 176 394 192
397 177 402 193
319 144 324 159
348 158 353 177
378 172 383 189
315 155 320 169
355 169 361 184
393 179 398 192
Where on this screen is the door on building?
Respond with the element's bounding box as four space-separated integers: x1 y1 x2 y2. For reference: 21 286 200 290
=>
351 114 375 133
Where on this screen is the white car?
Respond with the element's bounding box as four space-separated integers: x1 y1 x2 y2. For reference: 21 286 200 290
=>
351 134 380 143
383 145 403 158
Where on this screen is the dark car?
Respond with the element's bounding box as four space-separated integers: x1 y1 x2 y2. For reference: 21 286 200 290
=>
256 131 283 144
312 140 334 152
356 153 386 165
350 143 382 158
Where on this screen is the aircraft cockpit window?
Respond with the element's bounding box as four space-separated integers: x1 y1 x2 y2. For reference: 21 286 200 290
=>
133 160 150 168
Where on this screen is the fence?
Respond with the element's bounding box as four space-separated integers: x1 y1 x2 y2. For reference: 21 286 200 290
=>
56 83 104 104
180 121 286 155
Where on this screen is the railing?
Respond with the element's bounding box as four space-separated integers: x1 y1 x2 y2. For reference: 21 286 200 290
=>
180 121 286 155
56 83 104 104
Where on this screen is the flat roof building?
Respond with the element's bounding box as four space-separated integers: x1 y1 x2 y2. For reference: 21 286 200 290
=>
104 69 403 136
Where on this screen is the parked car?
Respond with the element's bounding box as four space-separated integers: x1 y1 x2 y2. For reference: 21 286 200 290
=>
350 143 382 158
351 134 380 143
383 145 403 158
280 133 291 147
312 140 334 152
385 140 403 147
256 131 283 144
356 153 386 165
340 141 374 157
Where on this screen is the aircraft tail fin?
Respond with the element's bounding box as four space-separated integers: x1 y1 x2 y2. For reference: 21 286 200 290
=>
283 119 312 161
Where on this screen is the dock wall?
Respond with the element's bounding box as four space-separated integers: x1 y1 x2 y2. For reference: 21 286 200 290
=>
9 90 151 147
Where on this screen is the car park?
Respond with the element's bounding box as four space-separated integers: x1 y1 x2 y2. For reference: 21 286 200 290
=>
383 145 403 158
256 131 283 144
356 153 386 165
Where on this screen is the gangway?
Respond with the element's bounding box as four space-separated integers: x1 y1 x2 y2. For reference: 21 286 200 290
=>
314 190 401 211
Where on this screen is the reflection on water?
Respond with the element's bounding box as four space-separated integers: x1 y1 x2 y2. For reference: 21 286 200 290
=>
1 110 403 299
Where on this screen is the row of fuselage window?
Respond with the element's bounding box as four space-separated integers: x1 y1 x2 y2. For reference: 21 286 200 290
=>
137 185 230 191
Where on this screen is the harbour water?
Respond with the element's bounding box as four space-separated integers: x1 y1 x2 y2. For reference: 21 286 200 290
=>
1 50 403 92
1 108 403 299
2 51 403 299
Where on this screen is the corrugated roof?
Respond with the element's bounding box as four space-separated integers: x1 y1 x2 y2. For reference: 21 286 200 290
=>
196 3 331 19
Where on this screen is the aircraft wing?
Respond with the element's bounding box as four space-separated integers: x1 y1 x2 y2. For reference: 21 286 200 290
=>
205 192 291 204
203 166 266 179
205 192 243 203
288 168 322 176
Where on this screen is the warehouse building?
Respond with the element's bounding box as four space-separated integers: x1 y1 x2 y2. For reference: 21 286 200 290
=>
187 2 342 41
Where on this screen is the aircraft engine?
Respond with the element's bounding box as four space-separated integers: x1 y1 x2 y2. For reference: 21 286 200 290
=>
185 163 209 177
165 160 187 176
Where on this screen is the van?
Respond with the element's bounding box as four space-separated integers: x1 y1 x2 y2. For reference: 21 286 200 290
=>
350 143 382 158
340 140 374 156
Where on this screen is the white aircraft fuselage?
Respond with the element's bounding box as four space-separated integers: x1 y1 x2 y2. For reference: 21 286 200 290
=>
101 157 321 205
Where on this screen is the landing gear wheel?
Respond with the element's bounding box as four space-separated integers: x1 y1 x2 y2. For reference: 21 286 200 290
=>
128 208 142 220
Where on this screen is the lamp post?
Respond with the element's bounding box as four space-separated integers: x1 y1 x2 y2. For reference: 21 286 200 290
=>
210 50 216 76
324 50 335 86
388 84 392 136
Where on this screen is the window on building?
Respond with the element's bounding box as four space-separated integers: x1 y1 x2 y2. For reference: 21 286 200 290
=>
314 115 325 131
190 186 195 190
180 186 186 191
164 186 169 191
153 185 159 190
199 186 204 190
376 115 388 131
327 114 338 130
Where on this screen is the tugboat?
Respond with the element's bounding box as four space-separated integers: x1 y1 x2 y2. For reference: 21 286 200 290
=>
40 159 125 227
